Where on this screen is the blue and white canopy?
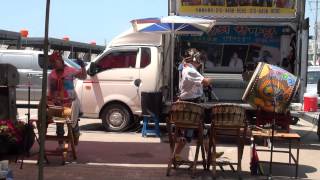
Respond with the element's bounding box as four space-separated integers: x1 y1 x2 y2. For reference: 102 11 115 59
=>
131 15 215 35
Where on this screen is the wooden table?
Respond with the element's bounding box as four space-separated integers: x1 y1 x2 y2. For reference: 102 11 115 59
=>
251 130 300 178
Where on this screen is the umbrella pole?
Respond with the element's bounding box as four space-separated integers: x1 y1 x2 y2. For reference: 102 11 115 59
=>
170 32 175 102
38 0 50 179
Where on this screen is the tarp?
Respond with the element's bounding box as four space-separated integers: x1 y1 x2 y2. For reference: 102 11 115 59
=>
109 32 162 47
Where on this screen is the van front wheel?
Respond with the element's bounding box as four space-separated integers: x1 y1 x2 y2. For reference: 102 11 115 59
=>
101 104 132 132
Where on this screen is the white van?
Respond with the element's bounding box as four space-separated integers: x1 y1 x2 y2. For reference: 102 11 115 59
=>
75 33 165 132
306 66 320 104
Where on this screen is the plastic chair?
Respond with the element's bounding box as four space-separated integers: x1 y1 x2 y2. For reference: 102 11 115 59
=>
207 103 247 179
166 101 206 178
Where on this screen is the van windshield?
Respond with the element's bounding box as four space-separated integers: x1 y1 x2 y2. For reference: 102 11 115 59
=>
307 71 320 84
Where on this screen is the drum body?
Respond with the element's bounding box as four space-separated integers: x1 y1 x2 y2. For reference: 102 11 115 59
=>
242 62 300 113
169 101 204 128
211 103 246 127
48 106 72 118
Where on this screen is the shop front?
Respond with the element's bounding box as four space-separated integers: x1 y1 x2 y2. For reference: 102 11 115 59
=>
178 25 295 74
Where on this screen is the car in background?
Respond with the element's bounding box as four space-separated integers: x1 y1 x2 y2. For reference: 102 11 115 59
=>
0 49 83 101
306 66 320 104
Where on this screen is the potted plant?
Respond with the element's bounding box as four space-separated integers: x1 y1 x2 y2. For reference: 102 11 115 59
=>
0 120 20 155
0 120 34 157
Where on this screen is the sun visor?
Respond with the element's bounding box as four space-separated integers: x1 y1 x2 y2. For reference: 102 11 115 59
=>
109 32 162 47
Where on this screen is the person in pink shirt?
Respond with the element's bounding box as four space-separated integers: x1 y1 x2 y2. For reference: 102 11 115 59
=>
47 51 86 149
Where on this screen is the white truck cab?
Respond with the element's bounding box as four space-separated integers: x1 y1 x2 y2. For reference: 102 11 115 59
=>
76 32 164 131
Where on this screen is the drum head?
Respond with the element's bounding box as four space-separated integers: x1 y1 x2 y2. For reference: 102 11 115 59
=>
242 62 264 101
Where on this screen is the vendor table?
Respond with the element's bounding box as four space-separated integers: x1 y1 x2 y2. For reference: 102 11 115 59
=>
251 130 300 178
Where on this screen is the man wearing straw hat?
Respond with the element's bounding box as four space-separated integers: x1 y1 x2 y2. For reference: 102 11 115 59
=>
47 51 87 150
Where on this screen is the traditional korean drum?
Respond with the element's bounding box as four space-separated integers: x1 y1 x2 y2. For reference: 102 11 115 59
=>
169 101 204 128
211 103 247 127
48 106 72 118
242 62 300 113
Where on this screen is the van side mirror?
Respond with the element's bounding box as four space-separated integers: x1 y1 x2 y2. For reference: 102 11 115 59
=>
134 79 142 87
87 62 97 76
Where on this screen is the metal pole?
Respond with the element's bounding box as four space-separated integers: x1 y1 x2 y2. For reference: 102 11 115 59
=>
267 68 276 180
17 36 21 49
170 32 174 102
314 0 319 65
38 0 50 179
268 113 276 180
168 0 171 15
298 0 307 103
169 0 174 101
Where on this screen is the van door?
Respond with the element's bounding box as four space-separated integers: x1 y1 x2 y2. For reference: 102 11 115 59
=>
138 47 160 92
81 48 140 118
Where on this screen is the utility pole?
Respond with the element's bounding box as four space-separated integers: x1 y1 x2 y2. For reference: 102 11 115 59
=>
314 0 319 65
39 0 50 179
168 0 171 15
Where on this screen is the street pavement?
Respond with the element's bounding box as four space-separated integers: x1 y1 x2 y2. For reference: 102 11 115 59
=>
7 109 320 179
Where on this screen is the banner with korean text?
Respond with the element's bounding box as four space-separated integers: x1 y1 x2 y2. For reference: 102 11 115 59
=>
176 0 296 18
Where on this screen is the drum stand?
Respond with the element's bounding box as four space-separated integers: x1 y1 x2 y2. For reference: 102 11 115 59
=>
16 74 33 169
267 69 277 180
267 101 276 180
17 74 45 169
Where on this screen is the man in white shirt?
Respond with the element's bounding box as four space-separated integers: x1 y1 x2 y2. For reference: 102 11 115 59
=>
228 52 243 71
179 56 210 102
174 55 224 161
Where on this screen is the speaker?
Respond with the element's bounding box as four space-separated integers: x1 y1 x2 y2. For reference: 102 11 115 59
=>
0 87 17 121
0 64 19 86
141 92 162 117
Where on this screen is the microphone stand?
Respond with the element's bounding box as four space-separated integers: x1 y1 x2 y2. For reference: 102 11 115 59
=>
267 66 277 180
19 73 32 169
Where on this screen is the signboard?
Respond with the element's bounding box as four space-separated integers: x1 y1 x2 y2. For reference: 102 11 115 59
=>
176 0 296 18
181 25 286 48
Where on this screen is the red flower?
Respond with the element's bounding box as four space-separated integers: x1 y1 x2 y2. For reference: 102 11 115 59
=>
0 120 28 144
